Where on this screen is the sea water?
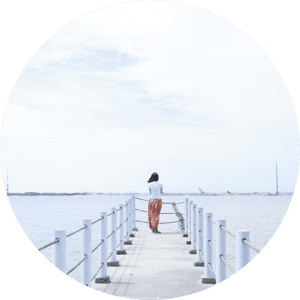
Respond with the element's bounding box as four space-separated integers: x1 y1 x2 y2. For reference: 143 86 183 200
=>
8 195 292 282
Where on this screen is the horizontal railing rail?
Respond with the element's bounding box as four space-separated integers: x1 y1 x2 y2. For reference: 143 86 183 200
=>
91 263 104 282
135 197 184 205
91 216 104 225
220 254 235 274
39 215 106 251
107 230 114 239
242 238 260 253
67 255 87 275
208 263 216 278
107 211 115 217
38 238 59 251
220 225 236 238
107 251 114 261
91 239 104 254
66 225 87 238
208 240 215 252
208 217 216 225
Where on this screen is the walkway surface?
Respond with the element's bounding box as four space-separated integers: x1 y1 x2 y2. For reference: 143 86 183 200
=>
91 230 214 299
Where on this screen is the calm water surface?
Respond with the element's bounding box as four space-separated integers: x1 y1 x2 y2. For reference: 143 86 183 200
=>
8 195 292 283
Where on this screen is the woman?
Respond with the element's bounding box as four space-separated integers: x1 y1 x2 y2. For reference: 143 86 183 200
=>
148 172 163 234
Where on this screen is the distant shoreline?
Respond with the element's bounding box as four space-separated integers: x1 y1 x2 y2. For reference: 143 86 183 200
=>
7 192 293 196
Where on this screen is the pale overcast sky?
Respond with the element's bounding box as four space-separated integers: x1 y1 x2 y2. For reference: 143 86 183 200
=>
0 1 299 193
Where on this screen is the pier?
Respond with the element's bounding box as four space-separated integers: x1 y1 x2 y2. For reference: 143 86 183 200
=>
91 230 213 298
38 196 261 298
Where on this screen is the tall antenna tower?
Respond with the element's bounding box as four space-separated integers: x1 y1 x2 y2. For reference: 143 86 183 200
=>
276 161 278 195
6 168 9 194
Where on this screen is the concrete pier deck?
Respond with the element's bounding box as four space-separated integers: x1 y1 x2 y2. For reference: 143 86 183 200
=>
92 230 214 299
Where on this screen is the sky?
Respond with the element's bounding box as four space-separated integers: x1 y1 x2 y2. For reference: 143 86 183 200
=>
0 1 299 193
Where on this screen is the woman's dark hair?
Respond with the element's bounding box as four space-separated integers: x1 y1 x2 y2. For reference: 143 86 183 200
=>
148 172 159 183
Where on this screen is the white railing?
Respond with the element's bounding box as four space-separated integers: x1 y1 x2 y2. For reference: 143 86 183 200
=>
38 195 260 287
38 196 137 286
183 198 261 284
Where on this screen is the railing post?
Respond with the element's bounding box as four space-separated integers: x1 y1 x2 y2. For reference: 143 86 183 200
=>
190 203 197 254
54 230 66 273
217 220 226 283
183 198 189 237
171 201 185 232
186 200 193 244
129 198 135 237
124 201 132 245
132 195 138 231
81 219 91 286
195 208 204 266
117 204 126 254
202 212 215 283
108 207 119 266
236 230 250 271
95 212 110 283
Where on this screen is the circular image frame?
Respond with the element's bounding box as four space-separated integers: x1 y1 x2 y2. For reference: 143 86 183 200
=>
1 1 299 299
